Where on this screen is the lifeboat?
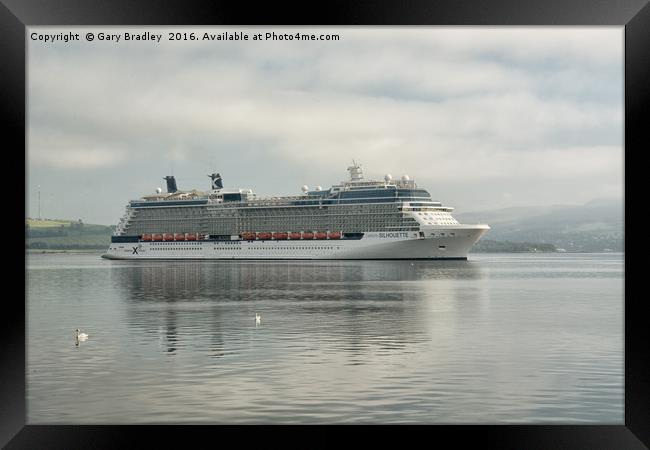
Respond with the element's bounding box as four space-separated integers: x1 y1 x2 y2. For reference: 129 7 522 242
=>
152 233 163 242
186 233 196 241
288 232 301 240
163 233 174 241
328 231 341 240
273 232 288 240
142 234 152 242
258 232 272 240
302 231 314 240
197 234 205 240
315 232 327 240
174 233 186 241
241 232 255 241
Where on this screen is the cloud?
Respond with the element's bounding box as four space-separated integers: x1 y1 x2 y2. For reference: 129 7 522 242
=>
26 26 623 223
28 132 127 169
37 148 125 169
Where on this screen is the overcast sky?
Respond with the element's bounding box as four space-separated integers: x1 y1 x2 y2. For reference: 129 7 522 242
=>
27 27 623 225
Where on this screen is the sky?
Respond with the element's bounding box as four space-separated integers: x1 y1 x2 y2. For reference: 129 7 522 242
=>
27 27 623 225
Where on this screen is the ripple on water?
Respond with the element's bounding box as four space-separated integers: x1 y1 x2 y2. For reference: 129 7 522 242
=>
27 253 623 423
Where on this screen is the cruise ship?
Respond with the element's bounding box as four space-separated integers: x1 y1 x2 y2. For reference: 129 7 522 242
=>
102 163 489 260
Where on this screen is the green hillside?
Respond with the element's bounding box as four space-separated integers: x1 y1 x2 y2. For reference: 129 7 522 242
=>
26 218 114 250
27 219 73 228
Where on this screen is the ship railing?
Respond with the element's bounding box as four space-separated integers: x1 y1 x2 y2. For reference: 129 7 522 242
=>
246 198 303 206
113 205 135 236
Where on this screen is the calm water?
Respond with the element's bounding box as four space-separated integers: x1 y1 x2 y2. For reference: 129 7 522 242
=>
27 252 624 424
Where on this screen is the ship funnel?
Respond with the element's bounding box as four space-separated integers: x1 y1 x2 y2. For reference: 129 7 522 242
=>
163 176 178 193
209 173 223 189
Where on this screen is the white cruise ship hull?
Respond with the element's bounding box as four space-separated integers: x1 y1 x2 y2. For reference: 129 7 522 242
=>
101 225 490 260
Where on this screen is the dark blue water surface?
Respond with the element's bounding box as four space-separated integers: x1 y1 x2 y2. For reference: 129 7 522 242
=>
27 252 623 424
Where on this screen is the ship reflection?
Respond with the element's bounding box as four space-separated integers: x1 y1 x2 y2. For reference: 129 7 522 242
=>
113 260 487 358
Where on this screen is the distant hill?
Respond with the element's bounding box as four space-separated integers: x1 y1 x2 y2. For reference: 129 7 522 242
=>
26 218 114 250
471 240 557 253
456 198 623 252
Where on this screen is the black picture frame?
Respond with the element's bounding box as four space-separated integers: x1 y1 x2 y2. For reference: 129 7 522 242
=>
3 0 646 448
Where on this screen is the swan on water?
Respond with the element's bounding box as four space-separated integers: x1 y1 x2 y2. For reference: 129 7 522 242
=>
255 313 261 324
75 329 88 341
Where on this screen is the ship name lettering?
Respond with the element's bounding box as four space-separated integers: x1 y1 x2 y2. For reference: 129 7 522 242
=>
378 232 408 238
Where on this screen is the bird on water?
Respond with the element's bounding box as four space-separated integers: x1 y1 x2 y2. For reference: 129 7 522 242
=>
75 329 88 341
255 313 261 325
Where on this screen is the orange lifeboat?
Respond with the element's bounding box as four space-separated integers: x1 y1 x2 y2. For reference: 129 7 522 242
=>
273 232 288 240
302 231 314 240
258 232 272 240
288 232 301 240
241 232 255 241
142 234 152 242
328 231 341 240
174 233 185 241
163 233 174 241
152 233 163 242
186 233 196 241
315 232 327 240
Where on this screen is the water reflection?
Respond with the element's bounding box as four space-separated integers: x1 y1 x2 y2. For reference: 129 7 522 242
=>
120 260 485 295
112 260 486 358
27 253 623 424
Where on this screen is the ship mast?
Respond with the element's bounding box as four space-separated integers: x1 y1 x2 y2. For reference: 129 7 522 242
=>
347 160 364 182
